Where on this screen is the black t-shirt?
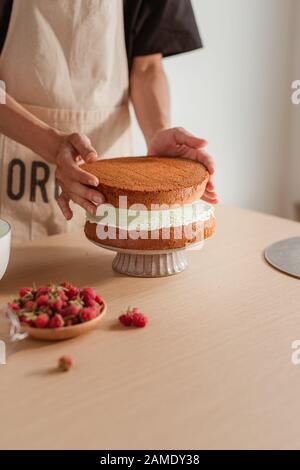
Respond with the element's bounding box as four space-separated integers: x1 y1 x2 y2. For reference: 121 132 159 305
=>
0 0 202 70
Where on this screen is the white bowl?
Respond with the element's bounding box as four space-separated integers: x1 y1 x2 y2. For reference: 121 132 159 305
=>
0 219 11 280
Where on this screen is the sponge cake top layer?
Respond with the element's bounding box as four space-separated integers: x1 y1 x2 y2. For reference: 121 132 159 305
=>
81 156 209 208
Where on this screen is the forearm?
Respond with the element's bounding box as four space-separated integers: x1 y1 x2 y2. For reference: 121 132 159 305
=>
0 93 62 164
130 55 171 148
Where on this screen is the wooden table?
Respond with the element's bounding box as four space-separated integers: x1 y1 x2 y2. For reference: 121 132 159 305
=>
0 205 300 450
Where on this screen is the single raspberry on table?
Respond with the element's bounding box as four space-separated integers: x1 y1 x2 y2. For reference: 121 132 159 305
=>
49 314 64 329
35 313 50 329
58 355 73 372
119 313 133 327
132 312 148 328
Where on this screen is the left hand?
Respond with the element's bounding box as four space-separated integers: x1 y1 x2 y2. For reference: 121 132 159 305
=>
148 127 218 204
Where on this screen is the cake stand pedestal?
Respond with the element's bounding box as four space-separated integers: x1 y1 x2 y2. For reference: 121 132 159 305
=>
90 241 204 277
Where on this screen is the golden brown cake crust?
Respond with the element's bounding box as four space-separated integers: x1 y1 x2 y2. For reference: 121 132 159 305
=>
84 215 216 251
81 156 209 208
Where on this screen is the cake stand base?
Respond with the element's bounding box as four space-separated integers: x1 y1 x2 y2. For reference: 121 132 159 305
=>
112 250 188 277
90 240 204 278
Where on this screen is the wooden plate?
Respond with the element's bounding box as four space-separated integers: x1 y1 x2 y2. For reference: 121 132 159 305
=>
22 302 107 341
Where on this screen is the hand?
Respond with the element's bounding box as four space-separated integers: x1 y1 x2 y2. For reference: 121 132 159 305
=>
148 127 218 204
55 133 104 220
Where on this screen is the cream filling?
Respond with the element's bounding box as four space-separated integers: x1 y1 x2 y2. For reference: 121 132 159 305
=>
86 200 214 231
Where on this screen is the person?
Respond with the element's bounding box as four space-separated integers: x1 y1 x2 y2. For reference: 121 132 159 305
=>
0 0 218 243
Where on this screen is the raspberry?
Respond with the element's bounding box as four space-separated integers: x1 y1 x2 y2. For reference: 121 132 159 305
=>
61 282 78 300
119 313 133 327
62 303 81 317
119 307 148 328
132 312 148 328
81 294 94 307
58 289 68 302
80 307 97 322
35 314 49 328
36 286 51 297
24 300 35 310
49 314 64 328
36 294 49 307
19 287 33 297
95 295 103 305
80 287 96 301
8 302 20 312
19 315 31 325
49 297 63 313
58 355 73 372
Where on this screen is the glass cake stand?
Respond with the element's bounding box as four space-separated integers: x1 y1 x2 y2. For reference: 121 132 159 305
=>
89 239 205 277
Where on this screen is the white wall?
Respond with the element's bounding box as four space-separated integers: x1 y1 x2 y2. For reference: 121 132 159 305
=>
131 0 295 217
285 0 300 220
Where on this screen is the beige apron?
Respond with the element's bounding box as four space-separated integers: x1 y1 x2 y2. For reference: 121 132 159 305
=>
0 0 132 243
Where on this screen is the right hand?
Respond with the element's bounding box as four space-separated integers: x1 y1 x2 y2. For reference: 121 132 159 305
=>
55 133 104 220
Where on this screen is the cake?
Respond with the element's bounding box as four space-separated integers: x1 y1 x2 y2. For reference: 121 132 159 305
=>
81 156 216 250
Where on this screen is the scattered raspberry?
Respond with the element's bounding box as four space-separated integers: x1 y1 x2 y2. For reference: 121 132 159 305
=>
49 314 64 328
35 313 49 329
119 313 133 327
118 307 148 328
58 355 73 372
132 312 148 328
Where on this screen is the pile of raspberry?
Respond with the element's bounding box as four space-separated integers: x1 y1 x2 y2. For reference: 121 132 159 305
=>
8 282 104 329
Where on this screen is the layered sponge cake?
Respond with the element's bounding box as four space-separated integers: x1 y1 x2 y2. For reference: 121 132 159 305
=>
81 156 215 250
